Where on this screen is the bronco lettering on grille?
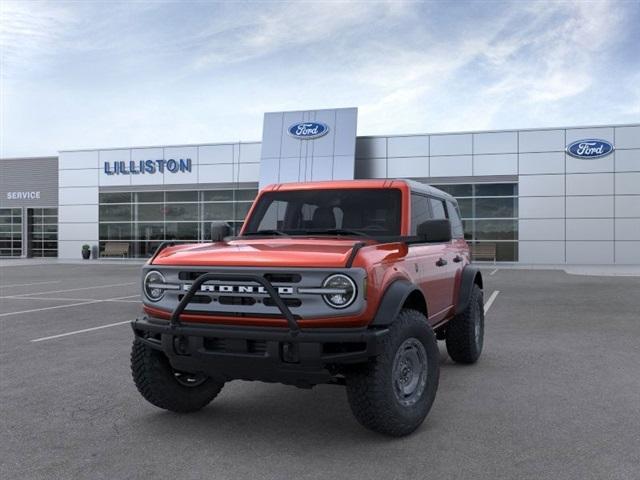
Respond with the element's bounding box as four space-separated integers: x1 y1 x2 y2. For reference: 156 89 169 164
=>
182 284 294 295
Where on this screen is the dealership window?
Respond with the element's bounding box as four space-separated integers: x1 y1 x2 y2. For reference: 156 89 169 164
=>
430 183 518 262
0 208 22 257
98 188 258 257
28 208 58 257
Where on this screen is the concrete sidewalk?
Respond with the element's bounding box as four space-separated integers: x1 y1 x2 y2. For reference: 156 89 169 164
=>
477 263 640 277
0 258 146 267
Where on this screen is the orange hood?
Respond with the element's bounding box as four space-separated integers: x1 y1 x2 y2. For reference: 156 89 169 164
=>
151 238 373 268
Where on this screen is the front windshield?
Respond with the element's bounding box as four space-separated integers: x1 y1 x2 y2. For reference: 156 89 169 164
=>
242 188 402 237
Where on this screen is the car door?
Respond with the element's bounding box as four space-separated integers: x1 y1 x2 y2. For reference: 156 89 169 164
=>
445 199 467 306
428 197 458 317
408 193 451 324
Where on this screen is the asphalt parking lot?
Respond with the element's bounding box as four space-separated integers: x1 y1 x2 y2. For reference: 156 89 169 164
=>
1 262 639 480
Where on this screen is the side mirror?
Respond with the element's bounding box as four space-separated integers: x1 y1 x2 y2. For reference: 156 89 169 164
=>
211 221 231 242
416 219 452 243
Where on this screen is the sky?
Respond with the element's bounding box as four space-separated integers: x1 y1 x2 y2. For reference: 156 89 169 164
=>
1 0 639 157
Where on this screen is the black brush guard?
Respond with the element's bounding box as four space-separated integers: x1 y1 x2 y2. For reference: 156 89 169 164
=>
169 271 300 335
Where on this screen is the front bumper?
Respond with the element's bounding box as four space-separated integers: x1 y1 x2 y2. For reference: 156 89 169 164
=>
132 316 389 387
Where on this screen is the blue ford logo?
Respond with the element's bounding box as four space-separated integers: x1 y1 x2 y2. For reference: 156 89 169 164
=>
288 122 329 139
566 139 614 159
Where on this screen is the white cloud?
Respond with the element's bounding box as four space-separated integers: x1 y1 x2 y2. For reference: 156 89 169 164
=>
0 0 637 157
0 0 74 72
356 0 633 134
191 1 407 69
481 0 624 102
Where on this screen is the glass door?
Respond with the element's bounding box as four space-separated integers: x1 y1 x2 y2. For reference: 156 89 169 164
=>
27 208 58 257
0 208 23 257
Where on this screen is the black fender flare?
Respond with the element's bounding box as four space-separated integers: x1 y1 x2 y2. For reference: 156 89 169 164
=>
371 279 424 327
455 265 483 315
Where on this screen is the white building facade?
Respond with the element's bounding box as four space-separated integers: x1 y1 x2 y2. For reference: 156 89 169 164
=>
3 107 639 264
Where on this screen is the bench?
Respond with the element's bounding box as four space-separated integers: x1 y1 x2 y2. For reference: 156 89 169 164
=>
470 243 497 263
102 242 129 258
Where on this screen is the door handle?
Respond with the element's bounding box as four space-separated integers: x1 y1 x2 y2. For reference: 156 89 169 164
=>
436 257 447 267
453 255 463 263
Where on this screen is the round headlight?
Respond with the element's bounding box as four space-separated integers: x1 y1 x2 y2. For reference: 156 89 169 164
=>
144 270 166 302
322 274 357 309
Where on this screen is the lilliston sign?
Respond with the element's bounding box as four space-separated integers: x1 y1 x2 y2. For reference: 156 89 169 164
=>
104 158 192 175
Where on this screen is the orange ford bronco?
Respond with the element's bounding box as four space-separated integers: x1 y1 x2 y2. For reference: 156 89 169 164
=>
131 179 484 436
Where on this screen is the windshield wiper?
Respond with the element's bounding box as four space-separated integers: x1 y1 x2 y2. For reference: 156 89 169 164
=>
303 228 368 237
243 229 288 236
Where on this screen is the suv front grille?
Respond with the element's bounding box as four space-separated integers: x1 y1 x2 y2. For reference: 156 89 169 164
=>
175 270 304 314
151 267 365 320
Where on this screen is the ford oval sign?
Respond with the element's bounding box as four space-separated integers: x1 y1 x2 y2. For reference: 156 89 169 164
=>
288 122 329 140
566 139 614 159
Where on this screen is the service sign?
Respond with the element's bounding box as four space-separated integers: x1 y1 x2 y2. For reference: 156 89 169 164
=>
6 191 41 200
287 122 330 140
566 139 614 159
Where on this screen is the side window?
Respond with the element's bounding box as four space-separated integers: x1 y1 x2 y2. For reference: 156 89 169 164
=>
446 201 464 239
410 194 432 234
429 198 447 219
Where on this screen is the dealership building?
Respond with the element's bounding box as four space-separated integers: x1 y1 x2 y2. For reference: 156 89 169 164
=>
1 107 639 264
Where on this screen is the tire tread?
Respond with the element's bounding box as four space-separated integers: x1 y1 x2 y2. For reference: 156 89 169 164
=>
131 339 223 413
445 284 484 364
346 309 439 436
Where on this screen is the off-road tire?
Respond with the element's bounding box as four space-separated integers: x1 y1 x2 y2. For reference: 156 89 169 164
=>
445 284 484 364
345 309 440 436
131 339 224 413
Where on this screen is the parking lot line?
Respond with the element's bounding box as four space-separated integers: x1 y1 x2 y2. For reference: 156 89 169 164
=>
2 296 95 302
30 321 131 342
489 268 499 275
0 295 139 318
0 282 137 298
484 290 500 314
0 281 61 289
0 300 105 317
2 295 139 302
